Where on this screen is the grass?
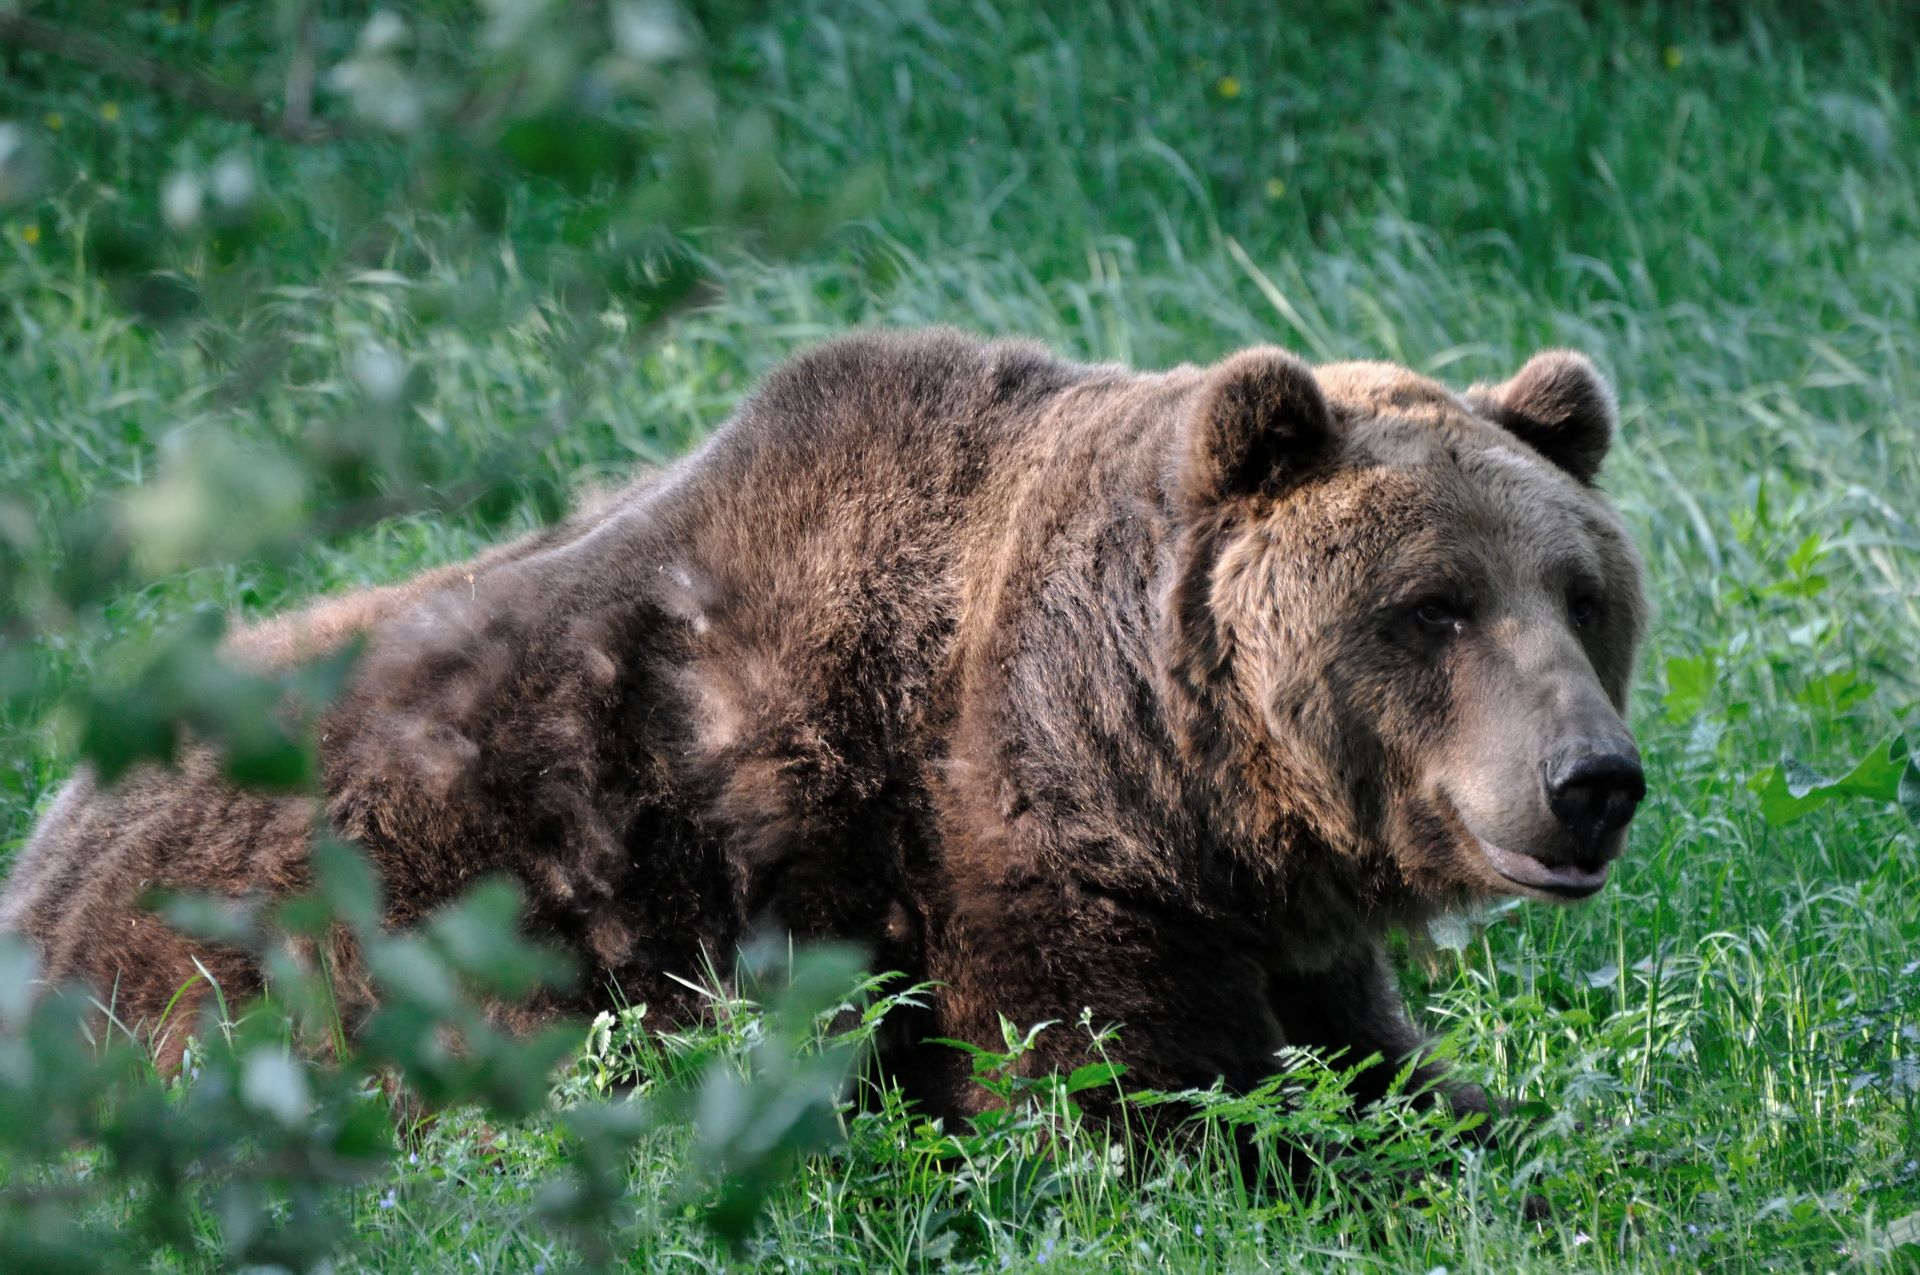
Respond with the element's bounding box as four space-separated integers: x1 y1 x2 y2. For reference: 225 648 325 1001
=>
4 0 1920 1268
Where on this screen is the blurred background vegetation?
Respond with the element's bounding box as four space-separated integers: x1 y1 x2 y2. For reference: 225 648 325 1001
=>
1 0 1918 1269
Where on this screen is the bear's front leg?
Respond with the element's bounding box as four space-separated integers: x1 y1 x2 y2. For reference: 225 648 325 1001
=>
1267 941 1491 1134
930 874 1289 1133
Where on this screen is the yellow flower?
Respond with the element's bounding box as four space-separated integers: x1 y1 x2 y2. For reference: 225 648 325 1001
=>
1215 75 1241 100
1663 45 1683 69
22 225 41 245
1264 178 1287 200
43 112 64 132
101 102 121 123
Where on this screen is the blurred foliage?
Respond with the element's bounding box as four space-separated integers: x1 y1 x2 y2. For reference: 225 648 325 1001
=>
1748 733 1920 827
0 0 863 789
0 843 888 1269
0 1 882 1268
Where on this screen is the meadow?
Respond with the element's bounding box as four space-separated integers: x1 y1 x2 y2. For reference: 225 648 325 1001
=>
2 1 1918 1269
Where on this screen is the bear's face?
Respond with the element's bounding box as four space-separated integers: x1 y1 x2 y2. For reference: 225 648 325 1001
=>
1176 349 1647 909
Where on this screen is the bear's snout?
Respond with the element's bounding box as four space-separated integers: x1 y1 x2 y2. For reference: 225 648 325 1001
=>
1541 742 1645 854
1439 665 1646 902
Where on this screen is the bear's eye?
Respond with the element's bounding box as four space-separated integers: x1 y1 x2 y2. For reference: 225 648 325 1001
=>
1569 594 1602 629
1412 598 1468 635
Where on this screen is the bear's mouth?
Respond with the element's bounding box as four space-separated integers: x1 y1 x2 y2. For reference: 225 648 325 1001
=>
1475 838 1610 899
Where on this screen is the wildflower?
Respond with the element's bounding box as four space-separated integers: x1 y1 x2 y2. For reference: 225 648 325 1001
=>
1663 46 1683 69
21 224 39 245
43 113 63 132
1194 1222 1204 1237
1265 178 1287 200
101 102 121 123
1215 75 1242 100
1572 1231 1592 1247
378 1188 398 1210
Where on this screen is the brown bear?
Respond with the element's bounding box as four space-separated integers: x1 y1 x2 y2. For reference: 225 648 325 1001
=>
0 328 1647 1136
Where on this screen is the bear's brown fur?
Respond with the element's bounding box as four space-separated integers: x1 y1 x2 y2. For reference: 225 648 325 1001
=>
1 329 1648 1130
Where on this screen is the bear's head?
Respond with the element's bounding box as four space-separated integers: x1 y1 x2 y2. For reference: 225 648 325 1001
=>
1168 347 1647 909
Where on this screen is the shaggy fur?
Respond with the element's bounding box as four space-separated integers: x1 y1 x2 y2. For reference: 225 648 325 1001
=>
1 328 1647 1128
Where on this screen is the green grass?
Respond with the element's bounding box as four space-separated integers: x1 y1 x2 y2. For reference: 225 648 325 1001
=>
5 0 1920 1269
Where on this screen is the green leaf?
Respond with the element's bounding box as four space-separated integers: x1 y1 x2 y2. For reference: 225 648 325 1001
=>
1793 669 1874 711
426 878 574 997
0 122 48 206
924 1036 1003 1063
1662 653 1716 723
1900 752 1920 825
1785 532 1827 576
0 935 41 1026
1065 1061 1124 1094
366 938 462 1015
1749 734 1920 825
239 1047 312 1126
74 680 179 785
155 892 262 947
473 1025 585 1120
312 840 385 935
497 114 641 191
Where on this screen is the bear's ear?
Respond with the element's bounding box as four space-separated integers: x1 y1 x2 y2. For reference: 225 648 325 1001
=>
1468 351 1617 484
1180 347 1334 509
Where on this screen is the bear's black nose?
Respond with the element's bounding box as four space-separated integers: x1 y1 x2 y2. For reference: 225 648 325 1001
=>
1543 746 1645 848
